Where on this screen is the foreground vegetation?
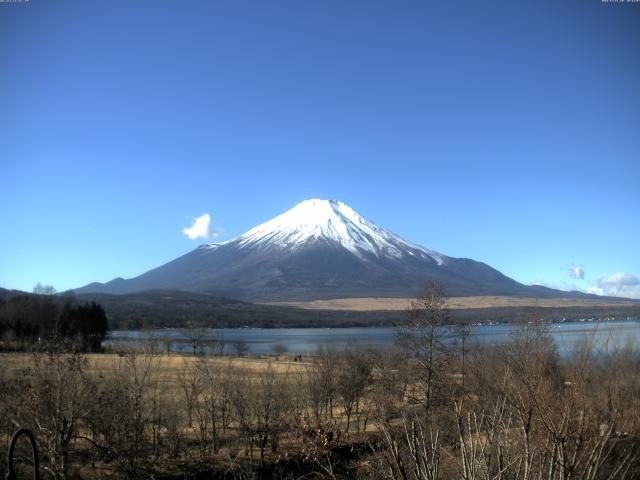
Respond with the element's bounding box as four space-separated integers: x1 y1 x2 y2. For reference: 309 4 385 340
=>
1 285 639 479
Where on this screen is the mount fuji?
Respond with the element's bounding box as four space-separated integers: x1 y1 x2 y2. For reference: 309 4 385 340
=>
77 199 577 301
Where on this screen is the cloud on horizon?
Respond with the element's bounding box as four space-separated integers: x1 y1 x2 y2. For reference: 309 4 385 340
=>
531 272 640 299
598 272 639 292
183 214 219 240
586 273 640 299
568 266 584 280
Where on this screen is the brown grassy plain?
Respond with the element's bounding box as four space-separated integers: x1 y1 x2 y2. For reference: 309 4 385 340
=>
266 295 640 311
0 351 358 479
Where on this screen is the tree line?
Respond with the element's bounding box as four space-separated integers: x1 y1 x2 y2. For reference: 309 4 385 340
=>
0 284 108 351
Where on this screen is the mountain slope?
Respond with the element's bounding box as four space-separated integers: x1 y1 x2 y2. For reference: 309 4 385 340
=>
76 199 588 301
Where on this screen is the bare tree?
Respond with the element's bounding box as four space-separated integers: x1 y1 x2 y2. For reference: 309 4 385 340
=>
371 347 407 422
398 282 450 414
194 356 228 454
160 395 184 458
33 282 57 295
231 365 292 467
210 332 226 356
272 343 287 357
336 346 373 433
161 334 174 355
461 314 640 480
18 346 93 480
312 345 338 421
89 350 157 477
184 321 208 355
232 339 249 357
306 363 332 426
177 359 201 428
379 412 442 480
147 357 168 458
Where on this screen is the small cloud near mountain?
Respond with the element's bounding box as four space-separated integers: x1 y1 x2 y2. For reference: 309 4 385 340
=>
568 266 584 280
183 213 219 240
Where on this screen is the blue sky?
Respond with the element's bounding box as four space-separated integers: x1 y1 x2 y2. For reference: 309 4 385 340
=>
1 0 639 298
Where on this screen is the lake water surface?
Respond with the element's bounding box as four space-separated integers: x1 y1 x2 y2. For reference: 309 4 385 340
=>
106 319 640 356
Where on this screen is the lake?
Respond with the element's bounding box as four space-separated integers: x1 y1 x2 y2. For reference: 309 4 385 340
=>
105 319 640 356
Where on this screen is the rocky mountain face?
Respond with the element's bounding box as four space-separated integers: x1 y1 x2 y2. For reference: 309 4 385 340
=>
76 199 583 301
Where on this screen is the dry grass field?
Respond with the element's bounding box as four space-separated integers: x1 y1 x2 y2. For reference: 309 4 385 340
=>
1 349 388 479
1 350 345 476
266 295 640 311
1 351 313 389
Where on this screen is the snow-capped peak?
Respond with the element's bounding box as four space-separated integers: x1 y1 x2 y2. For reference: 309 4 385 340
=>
228 199 444 264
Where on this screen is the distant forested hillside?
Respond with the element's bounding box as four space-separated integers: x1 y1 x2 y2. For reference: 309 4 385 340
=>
75 289 640 329
0 288 108 350
2 288 638 333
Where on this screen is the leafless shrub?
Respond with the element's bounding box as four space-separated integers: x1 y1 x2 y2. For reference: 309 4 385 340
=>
370 347 409 422
398 282 452 414
231 365 293 467
232 339 250 357
192 356 231 455
379 413 441 480
178 358 201 428
306 346 338 426
0 342 94 480
301 418 344 479
336 345 373 434
185 321 208 355
88 350 157 477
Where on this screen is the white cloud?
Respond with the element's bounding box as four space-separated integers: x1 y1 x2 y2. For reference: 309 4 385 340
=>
530 271 640 299
622 285 640 299
589 273 640 298
598 272 639 288
568 266 584 280
588 285 640 299
598 273 640 287
183 213 219 240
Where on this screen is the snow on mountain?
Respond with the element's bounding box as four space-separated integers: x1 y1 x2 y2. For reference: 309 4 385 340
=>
205 199 445 264
76 198 569 301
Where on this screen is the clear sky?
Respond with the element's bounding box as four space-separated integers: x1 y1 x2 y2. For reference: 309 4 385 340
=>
1 0 639 298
